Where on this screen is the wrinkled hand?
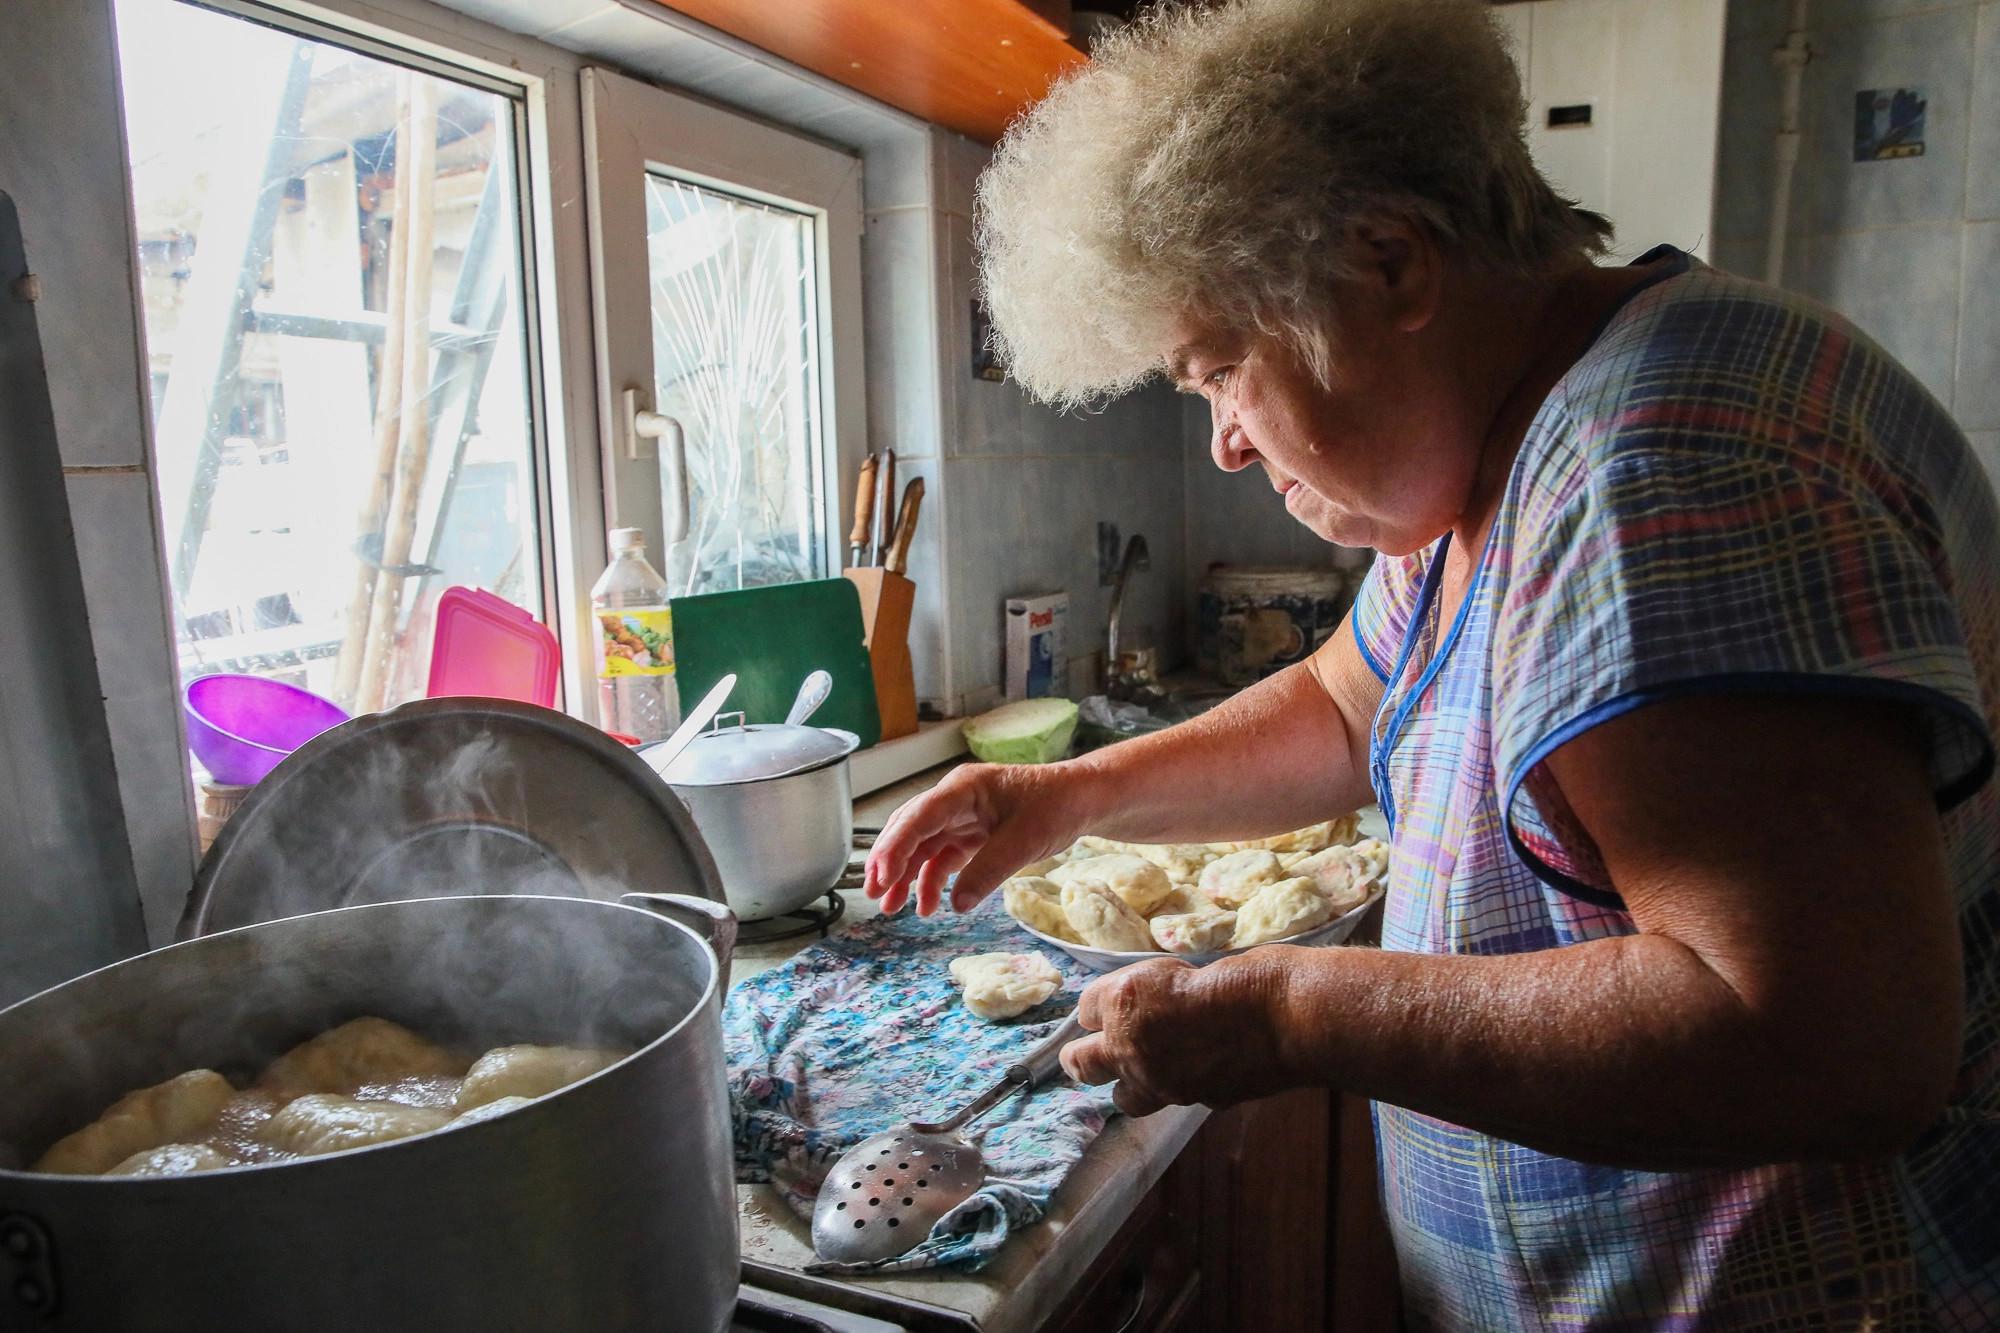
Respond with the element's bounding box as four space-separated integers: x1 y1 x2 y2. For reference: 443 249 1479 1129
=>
1060 952 1298 1116
863 762 1091 916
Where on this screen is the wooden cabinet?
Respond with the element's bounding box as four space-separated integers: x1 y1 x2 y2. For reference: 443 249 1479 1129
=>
1040 1089 1399 1333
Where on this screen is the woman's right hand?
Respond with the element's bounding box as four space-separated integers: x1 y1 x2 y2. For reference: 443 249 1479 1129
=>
863 761 1096 917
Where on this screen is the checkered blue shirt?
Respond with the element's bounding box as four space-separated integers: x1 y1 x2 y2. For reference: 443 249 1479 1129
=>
1353 251 2000 1331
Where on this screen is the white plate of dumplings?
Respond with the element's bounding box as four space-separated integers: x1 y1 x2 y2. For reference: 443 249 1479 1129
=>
1011 890 1382 972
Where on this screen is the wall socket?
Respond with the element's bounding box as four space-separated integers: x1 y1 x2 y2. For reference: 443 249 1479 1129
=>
1097 521 1121 586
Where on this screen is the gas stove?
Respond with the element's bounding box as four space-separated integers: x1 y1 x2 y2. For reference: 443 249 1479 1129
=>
733 1283 904 1332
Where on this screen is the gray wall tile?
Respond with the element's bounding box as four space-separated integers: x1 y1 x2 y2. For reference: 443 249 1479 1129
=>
1803 222 1965 404
1969 2 2000 218
1966 428 2000 490
1807 6 1975 232
1954 219 2000 427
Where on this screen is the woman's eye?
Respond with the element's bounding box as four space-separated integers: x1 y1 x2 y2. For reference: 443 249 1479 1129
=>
1206 367 1230 388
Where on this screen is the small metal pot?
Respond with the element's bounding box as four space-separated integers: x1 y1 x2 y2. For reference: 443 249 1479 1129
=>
645 720 859 921
0 893 740 1333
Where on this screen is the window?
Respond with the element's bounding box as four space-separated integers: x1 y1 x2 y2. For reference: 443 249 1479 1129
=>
646 174 824 595
115 0 546 718
582 67 864 598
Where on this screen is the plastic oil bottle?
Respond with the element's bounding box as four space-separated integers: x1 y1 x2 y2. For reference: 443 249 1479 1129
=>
591 527 681 742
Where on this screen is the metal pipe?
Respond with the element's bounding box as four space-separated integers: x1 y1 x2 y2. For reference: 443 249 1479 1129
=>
1765 0 1812 287
1104 532 1150 693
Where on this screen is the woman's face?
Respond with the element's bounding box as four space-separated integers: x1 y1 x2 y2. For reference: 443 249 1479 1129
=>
1169 286 1489 558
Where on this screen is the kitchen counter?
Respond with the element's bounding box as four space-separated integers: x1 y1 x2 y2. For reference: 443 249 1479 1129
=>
727 761 1210 1333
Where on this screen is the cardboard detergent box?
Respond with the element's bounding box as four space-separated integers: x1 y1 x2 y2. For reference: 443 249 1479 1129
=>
1004 592 1069 700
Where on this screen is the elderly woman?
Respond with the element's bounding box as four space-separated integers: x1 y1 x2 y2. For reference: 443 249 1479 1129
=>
864 0 2000 1328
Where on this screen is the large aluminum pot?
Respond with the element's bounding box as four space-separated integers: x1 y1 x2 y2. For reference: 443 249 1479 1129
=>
0 893 738 1333
647 723 858 922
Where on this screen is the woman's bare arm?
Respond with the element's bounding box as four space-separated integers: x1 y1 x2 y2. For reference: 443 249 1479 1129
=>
863 618 1384 915
1063 692 1965 1167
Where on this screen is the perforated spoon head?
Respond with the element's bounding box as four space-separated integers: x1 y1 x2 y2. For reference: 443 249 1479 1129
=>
810 1125 986 1264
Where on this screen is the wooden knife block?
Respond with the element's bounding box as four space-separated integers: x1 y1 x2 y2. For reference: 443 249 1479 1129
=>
844 568 918 741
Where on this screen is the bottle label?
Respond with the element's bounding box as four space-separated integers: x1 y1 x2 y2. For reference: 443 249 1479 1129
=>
597 607 676 677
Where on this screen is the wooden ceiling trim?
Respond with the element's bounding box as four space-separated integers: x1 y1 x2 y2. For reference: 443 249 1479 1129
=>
643 0 1087 143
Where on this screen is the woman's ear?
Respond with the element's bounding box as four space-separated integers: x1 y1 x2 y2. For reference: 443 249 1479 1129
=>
1349 216 1444 335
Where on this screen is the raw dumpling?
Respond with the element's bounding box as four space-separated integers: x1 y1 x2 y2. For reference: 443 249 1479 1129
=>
446 1095 535 1129
35 1069 235 1175
1286 846 1371 914
1232 877 1336 947
1150 911 1238 955
1199 849 1285 909
1049 853 1175 916
454 1045 625 1112
257 1017 467 1099
1350 838 1390 882
1060 879 1155 953
108 1143 231 1177
1147 885 1212 918
255 1094 452 1156
1003 876 1082 943
948 952 1065 1021
1209 815 1359 856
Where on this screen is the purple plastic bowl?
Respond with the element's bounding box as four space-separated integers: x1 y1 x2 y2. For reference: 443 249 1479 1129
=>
184 674 351 786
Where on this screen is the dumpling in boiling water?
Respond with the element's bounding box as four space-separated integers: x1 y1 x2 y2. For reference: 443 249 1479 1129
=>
1231 877 1335 947
35 1069 234 1176
454 1046 625 1113
1059 879 1155 953
108 1143 231 1177
949 952 1064 1021
1150 911 1238 955
1048 854 1175 916
257 1017 466 1099
1003 876 1081 943
1199 849 1285 909
255 1094 452 1156
445 1095 535 1130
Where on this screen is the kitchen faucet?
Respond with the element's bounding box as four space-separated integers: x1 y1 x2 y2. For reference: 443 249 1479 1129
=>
1104 533 1152 697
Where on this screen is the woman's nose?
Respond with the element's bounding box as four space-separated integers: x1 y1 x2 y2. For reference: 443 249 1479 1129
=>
1211 411 1254 473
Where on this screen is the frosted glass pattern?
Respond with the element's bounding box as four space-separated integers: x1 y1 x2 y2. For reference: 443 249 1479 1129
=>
645 174 824 595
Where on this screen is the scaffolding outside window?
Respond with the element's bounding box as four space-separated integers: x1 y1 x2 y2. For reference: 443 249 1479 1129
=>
115 0 544 727
646 174 825 596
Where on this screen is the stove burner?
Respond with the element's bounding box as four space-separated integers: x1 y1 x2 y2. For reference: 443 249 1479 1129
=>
735 891 846 945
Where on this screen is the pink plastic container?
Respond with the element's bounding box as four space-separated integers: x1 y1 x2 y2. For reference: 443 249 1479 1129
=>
426 586 560 708
184 674 351 786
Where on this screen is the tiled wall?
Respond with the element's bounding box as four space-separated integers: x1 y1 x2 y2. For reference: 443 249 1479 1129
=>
927 132 1187 713
1712 0 2000 475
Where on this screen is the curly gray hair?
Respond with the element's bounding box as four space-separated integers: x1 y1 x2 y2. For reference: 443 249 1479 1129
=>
975 0 1611 408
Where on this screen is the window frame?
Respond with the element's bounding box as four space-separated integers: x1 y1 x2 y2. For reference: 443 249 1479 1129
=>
580 65 866 602
120 0 600 710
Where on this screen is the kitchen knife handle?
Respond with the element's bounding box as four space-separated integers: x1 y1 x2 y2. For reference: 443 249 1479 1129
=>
874 449 897 565
885 477 924 575
849 453 877 561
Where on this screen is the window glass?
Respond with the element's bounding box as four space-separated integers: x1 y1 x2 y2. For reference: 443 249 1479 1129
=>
645 174 824 595
115 0 542 720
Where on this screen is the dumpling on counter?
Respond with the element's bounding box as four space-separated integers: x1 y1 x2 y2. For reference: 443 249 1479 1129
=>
1199 849 1285 909
1060 878 1155 953
257 1017 467 1099
1048 853 1175 916
454 1045 625 1112
35 1069 235 1175
1150 911 1238 955
1231 877 1335 947
949 952 1065 1021
255 1094 452 1156
1003 876 1081 943
108 1143 231 1177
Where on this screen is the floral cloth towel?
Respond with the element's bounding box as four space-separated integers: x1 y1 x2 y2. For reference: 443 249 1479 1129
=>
723 893 1117 1274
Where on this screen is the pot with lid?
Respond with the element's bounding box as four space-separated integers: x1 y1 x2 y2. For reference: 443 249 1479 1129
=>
644 712 860 922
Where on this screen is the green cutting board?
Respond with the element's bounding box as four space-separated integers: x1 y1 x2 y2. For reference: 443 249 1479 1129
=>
670 579 882 748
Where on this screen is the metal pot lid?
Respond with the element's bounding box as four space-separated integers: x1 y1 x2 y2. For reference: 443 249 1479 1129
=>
646 720 859 786
182 698 728 940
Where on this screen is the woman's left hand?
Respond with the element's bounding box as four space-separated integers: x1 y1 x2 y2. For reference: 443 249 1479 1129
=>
1059 951 1300 1115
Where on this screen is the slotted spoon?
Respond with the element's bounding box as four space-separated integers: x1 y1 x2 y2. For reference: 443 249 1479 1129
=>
810 1012 1087 1264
